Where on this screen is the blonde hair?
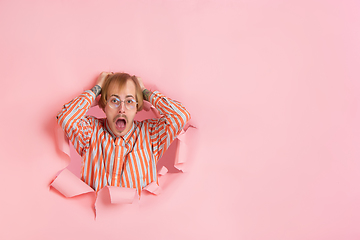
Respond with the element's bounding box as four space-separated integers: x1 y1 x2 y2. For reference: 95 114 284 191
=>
98 72 143 111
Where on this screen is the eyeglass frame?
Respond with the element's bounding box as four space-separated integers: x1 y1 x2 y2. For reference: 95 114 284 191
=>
106 95 138 110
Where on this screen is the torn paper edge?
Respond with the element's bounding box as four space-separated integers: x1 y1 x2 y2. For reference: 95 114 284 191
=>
52 113 196 216
50 168 95 197
174 125 196 171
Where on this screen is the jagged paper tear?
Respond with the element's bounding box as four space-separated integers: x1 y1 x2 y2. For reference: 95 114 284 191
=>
174 125 196 171
107 186 137 204
143 181 162 195
51 168 95 197
158 166 168 176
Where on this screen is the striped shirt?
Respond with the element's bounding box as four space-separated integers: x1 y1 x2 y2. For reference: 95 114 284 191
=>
57 90 191 196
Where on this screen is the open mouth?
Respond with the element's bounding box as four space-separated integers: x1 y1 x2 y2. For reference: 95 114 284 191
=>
115 118 127 132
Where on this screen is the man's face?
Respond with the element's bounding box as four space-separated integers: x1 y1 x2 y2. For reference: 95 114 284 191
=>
104 79 137 137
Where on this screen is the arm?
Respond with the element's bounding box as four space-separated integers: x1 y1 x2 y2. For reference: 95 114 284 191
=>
137 77 191 159
56 72 111 156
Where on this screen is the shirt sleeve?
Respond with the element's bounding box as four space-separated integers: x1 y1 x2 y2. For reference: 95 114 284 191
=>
56 90 96 157
148 91 191 160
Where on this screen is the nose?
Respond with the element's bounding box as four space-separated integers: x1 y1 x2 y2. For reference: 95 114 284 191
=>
118 101 126 113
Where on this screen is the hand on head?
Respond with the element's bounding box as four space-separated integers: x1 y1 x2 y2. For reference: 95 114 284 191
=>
136 76 146 91
96 72 113 88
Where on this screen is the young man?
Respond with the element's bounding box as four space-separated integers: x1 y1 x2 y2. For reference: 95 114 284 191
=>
57 72 191 196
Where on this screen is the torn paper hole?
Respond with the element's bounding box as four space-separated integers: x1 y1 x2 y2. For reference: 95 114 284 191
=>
51 103 196 216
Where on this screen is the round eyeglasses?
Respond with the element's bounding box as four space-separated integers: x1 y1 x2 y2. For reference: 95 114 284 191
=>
107 96 137 110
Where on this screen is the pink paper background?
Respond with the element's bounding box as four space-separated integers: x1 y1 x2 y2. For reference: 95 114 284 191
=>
1 0 360 239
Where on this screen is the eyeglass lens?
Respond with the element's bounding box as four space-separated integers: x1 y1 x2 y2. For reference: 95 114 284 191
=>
108 96 137 110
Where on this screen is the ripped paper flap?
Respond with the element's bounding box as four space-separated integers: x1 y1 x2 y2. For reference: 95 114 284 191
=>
51 168 95 197
143 182 162 195
158 166 168 176
175 125 196 171
107 186 137 204
56 124 70 157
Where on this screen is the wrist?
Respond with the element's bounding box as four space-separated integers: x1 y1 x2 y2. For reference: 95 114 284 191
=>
91 85 102 97
142 89 152 101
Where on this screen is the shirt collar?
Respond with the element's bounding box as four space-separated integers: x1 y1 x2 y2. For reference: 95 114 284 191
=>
122 123 135 143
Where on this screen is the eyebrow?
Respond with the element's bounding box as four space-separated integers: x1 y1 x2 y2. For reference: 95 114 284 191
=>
110 94 135 99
